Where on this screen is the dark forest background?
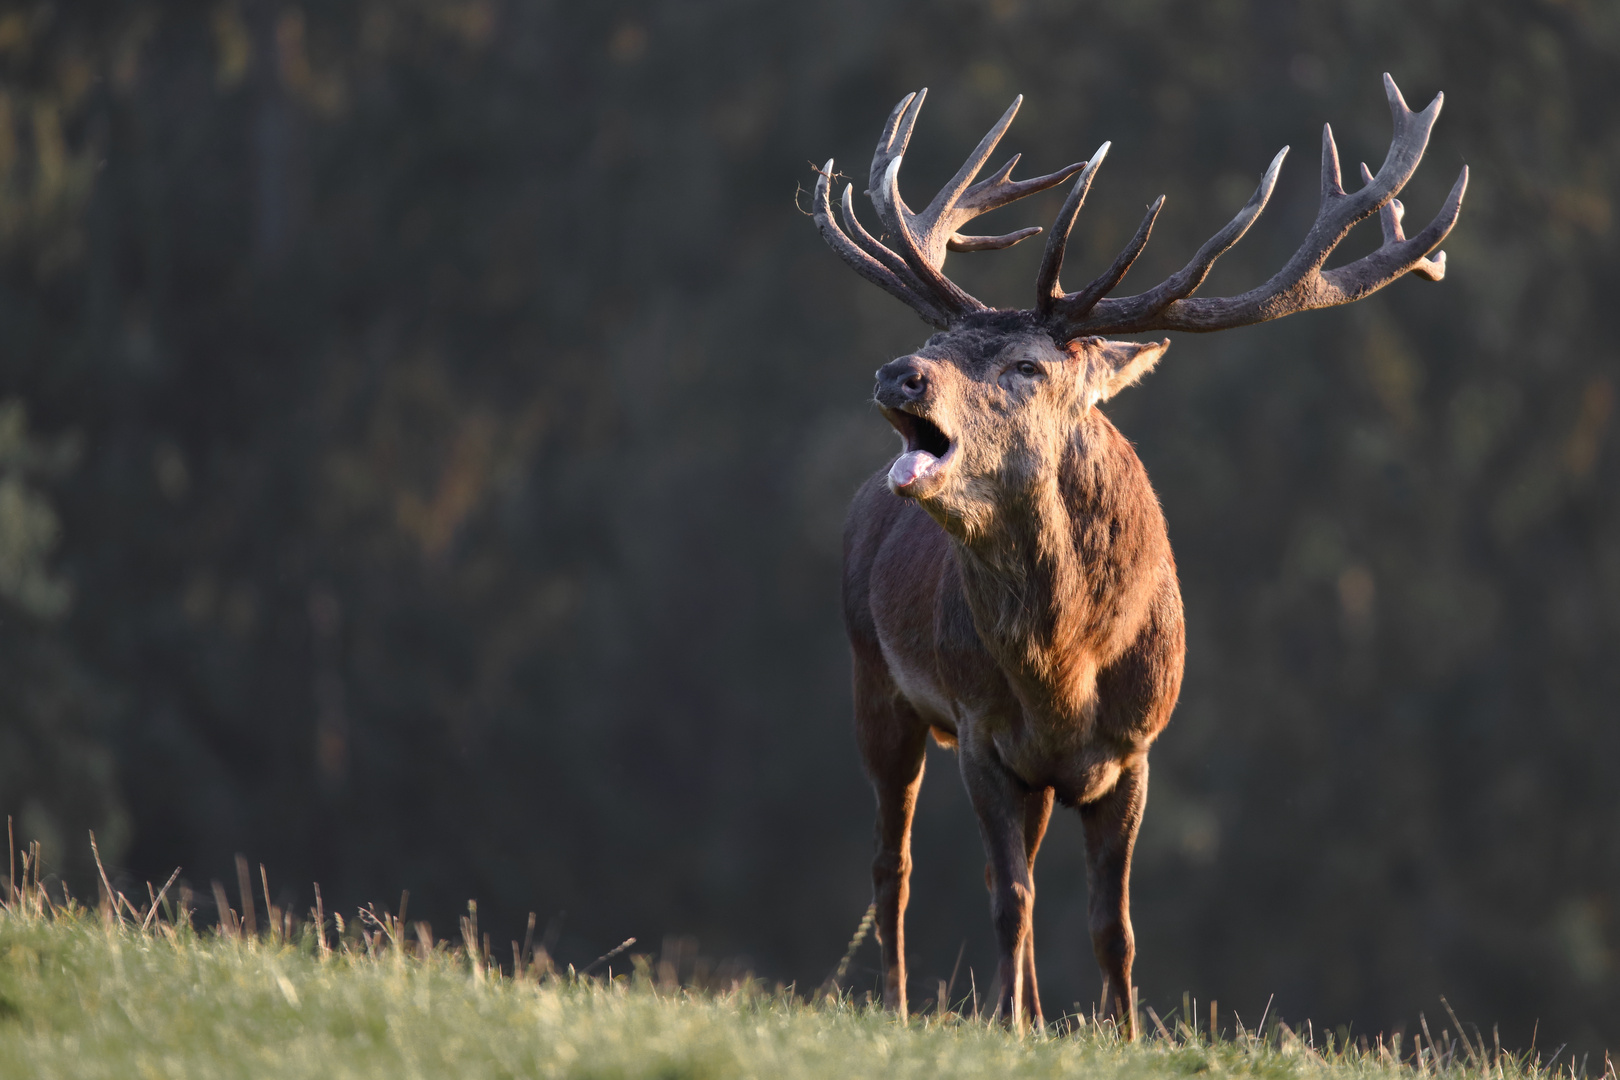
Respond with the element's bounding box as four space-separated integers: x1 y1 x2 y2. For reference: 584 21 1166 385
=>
1 0 1617 1055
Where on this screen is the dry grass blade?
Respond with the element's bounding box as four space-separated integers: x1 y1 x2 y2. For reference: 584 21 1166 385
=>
359 904 398 949
142 867 182 932
235 855 257 939
211 880 237 939
582 937 636 976
944 938 966 1011
88 830 118 918
417 922 435 960
521 911 536 973
459 899 478 967
1439 997 1485 1070
261 864 277 944
1145 1005 1173 1042
312 883 329 959
829 902 875 991
87 834 142 922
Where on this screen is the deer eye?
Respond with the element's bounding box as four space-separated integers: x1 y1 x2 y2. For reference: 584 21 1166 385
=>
1015 361 1040 377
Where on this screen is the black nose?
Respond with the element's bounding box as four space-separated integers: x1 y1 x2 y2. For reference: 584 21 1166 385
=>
875 358 927 406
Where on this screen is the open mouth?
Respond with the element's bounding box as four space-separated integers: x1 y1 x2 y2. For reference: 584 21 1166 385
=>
882 407 955 493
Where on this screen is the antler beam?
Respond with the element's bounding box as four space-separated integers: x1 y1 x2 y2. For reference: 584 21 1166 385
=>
1042 73 1468 338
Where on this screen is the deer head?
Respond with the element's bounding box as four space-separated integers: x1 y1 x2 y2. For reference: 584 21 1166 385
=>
813 76 1468 523
874 313 1167 538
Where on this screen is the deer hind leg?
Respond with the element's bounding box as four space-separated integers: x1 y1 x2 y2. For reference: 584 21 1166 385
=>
1079 754 1149 1041
961 745 1039 1031
854 661 929 1020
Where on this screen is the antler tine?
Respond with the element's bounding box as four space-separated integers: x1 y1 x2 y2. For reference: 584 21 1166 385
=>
1043 146 1286 332
1044 74 1465 337
847 90 1088 322
1035 143 1110 317
1322 123 1345 199
870 91 932 246
810 160 952 328
949 226 1044 253
1055 194 1165 322
947 155 1085 253
1321 163 1466 298
918 96 1025 249
958 155 1087 217
948 149 1087 253
1362 162 1447 281
870 91 925 206
1373 72 1441 191
882 94 1085 267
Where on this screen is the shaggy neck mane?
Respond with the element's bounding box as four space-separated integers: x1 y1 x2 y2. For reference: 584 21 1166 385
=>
949 410 1161 718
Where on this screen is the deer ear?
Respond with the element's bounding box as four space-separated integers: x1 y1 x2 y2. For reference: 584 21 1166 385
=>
1066 337 1171 402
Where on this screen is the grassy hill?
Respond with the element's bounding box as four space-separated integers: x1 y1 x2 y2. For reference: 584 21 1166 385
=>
0 857 1575 1080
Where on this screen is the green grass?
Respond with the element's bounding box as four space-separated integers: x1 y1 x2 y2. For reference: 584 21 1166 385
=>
0 856 1572 1080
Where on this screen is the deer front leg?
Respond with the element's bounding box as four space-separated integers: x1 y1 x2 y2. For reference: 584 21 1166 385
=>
990 786 1054 1026
1019 786 1055 1028
855 667 929 1019
1079 754 1149 1040
868 745 926 1018
982 784 1053 1027
961 745 1037 1031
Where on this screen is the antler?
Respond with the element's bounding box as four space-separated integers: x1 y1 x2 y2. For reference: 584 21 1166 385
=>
811 90 1087 328
1039 73 1468 338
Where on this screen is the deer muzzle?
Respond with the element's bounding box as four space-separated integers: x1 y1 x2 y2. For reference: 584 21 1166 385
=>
875 358 955 497
881 406 954 497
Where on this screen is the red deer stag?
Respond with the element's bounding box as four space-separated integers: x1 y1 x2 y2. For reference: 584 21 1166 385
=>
810 75 1465 1035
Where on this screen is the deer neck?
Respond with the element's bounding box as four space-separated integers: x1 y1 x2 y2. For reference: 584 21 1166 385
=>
948 414 1122 716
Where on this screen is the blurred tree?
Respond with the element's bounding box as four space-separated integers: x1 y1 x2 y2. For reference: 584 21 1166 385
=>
0 397 128 887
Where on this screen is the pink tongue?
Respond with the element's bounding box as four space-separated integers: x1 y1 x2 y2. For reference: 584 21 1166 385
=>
889 450 938 489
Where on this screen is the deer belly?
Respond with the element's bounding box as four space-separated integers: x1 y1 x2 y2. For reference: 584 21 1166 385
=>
877 637 960 729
